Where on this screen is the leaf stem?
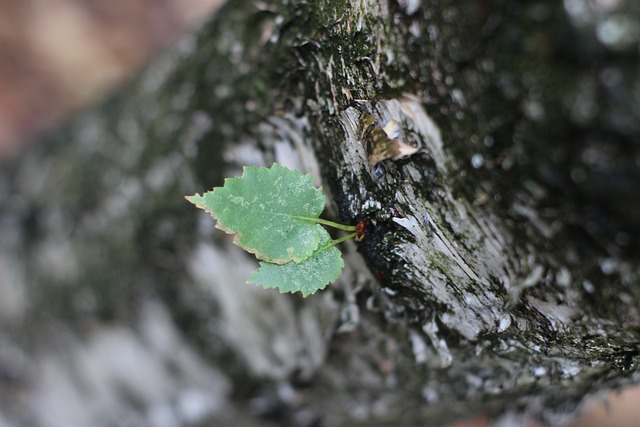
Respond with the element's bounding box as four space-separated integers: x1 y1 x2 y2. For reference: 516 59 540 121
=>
323 232 358 250
297 216 357 231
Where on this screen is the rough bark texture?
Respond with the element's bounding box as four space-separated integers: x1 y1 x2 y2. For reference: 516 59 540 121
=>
1 1 639 426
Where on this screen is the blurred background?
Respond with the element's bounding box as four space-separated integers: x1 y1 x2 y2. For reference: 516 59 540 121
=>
0 1 638 426
0 0 223 156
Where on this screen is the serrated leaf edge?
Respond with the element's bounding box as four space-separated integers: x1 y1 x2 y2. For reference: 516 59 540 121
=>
246 244 345 297
185 164 326 264
187 192 323 264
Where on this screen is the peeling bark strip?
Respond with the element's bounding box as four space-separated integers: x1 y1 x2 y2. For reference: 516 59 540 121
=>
1 1 639 426
359 113 421 171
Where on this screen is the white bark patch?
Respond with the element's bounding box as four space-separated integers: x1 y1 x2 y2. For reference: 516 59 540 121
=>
526 296 575 332
422 320 453 368
409 329 429 364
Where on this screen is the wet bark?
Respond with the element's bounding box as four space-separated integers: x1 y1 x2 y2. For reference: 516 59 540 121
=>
1 1 639 426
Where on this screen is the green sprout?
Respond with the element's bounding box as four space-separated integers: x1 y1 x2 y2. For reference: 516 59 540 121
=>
186 163 359 297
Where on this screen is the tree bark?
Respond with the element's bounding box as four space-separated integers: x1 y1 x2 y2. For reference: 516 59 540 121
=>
1 1 639 426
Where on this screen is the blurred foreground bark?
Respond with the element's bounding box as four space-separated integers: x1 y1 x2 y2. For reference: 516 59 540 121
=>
1 1 639 426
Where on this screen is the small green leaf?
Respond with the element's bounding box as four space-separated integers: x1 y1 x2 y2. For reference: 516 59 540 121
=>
186 163 326 264
247 229 344 297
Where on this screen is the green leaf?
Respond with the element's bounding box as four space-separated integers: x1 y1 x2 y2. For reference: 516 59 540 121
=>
186 163 326 264
247 229 344 297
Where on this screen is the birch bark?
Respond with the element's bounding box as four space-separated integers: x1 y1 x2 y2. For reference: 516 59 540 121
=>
1 1 639 426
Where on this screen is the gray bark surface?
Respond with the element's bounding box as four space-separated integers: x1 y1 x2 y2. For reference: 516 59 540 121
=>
1 1 639 426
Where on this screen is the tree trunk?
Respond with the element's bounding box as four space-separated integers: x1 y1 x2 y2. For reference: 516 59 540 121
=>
1 1 639 426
